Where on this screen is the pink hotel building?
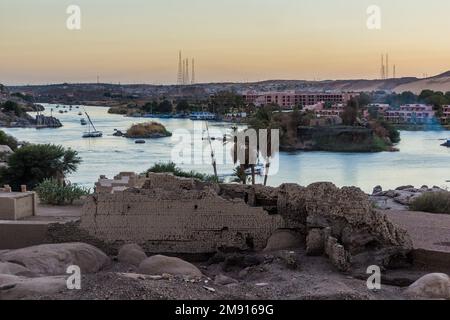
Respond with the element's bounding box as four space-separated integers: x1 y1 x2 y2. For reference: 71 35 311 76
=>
242 91 359 108
383 104 436 124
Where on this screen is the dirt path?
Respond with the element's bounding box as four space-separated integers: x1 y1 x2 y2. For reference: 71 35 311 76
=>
384 210 450 253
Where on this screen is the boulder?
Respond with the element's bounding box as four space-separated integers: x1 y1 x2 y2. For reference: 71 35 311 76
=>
0 145 13 161
0 243 110 276
306 229 324 256
264 229 303 251
0 274 67 300
372 185 383 195
405 273 450 300
138 255 202 279
0 262 34 277
396 185 415 191
117 244 147 267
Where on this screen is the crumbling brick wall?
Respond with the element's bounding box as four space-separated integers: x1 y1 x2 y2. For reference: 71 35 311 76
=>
80 174 286 254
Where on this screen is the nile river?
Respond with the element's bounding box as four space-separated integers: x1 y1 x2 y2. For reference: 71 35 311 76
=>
3 104 450 193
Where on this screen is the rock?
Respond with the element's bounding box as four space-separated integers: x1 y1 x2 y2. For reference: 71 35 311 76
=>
396 185 415 191
276 250 299 269
138 255 202 279
0 274 67 300
264 229 303 251
0 262 34 277
117 244 147 267
306 229 324 256
405 273 450 300
393 191 421 206
372 185 383 195
214 274 238 286
113 130 124 137
203 286 216 292
277 182 412 271
0 243 110 276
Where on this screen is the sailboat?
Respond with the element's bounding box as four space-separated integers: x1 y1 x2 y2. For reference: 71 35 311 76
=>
82 112 103 138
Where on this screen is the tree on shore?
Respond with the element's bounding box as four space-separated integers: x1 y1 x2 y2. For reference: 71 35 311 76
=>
341 98 359 126
154 100 173 114
176 100 190 113
0 144 81 190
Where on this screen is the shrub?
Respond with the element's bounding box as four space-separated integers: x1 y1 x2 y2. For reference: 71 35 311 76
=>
1 144 81 190
410 192 450 214
0 130 19 150
36 179 90 205
146 162 220 183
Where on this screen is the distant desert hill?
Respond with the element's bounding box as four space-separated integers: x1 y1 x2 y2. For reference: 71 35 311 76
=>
393 71 450 94
7 71 450 98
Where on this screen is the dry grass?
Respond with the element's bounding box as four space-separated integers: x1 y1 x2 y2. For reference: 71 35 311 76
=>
410 191 450 214
126 122 171 138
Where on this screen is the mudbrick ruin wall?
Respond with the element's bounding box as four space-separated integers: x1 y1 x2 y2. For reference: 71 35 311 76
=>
47 173 413 271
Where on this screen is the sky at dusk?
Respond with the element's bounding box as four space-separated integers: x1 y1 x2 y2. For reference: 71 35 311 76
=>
1 0 450 85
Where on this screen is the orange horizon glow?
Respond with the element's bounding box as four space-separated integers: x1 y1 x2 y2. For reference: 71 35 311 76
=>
1 0 450 85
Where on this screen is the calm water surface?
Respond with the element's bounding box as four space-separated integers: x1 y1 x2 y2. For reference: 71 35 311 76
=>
3 104 450 193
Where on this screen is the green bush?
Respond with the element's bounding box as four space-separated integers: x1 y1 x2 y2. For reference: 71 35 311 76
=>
0 130 19 150
1 143 81 190
410 192 450 214
146 162 220 182
36 179 90 205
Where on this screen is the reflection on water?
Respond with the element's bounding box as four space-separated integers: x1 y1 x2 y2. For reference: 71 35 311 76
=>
3 104 450 193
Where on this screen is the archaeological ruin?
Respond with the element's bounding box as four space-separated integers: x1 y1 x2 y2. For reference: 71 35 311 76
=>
45 172 413 272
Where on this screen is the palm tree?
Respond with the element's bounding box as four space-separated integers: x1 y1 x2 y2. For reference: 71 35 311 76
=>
248 105 280 186
3 144 81 189
228 129 258 185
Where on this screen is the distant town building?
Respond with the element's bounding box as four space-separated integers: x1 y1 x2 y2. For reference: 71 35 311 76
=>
242 91 358 108
382 104 436 124
441 105 450 123
368 103 390 113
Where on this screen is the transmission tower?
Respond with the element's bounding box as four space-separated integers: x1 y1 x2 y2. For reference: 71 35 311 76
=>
177 51 183 85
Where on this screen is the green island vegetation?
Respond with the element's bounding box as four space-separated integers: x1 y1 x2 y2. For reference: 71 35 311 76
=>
125 122 172 138
246 95 400 152
410 191 450 214
145 162 220 183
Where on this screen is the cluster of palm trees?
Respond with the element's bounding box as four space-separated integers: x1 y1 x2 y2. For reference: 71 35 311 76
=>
224 106 280 186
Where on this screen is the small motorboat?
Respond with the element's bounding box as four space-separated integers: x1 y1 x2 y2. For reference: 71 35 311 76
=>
441 139 450 147
78 112 83 116
80 118 87 125
135 139 146 144
82 131 103 138
58 110 64 114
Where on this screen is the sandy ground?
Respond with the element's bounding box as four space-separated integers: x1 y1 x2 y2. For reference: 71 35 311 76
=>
35 249 406 300
384 210 450 253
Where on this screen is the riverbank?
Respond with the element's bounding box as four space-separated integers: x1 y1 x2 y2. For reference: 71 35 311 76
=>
3 104 450 192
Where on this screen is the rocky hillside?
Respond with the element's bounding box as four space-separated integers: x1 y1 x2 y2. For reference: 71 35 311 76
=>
0 85 61 128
